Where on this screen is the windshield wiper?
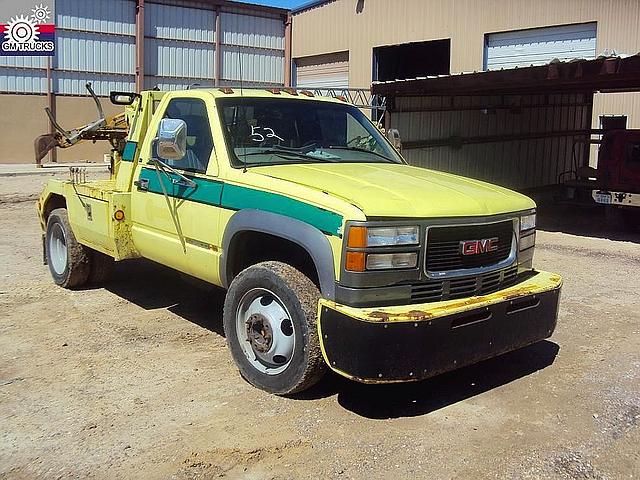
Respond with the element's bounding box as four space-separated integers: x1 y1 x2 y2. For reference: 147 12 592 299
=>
238 147 338 163
325 146 396 163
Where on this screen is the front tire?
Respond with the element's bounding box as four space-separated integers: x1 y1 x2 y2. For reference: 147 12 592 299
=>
223 261 326 395
45 208 90 288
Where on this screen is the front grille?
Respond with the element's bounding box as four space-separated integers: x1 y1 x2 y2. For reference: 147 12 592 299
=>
410 265 519 304
426 220 513 272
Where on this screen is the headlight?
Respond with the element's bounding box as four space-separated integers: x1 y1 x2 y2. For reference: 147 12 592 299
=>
366 253 418 270
519 231 535 251
520 213 536 232
348 226 419 247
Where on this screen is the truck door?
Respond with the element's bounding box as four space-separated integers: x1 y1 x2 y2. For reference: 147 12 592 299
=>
130 94 223 285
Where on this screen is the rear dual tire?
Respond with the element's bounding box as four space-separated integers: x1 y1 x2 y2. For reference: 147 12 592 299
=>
45 208 114 288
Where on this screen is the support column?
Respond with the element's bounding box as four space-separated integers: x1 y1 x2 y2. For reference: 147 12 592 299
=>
215 6 221 86
45 56 56 165
283 12 292 87
135 0 145 93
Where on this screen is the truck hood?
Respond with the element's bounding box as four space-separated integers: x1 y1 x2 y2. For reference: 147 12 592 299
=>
253 163 535 218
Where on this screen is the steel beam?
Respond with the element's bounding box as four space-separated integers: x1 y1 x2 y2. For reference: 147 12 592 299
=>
45 56 56 165
284 12 292 87
402 129 606 150
215 5 221 86
135 0 145 93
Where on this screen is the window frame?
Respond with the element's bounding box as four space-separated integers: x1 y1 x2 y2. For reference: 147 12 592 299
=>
157 96 215 175
215 97 403 169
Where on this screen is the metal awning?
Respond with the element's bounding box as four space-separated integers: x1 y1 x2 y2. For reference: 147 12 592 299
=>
371 54 640 97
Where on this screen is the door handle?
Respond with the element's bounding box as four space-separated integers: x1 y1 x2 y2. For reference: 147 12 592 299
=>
171 178 197 188
135 178 149 191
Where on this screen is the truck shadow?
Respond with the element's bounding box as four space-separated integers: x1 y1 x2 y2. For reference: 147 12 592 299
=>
105 258 227 338
104 259 559 419
537 203 640 243
298 340 559 419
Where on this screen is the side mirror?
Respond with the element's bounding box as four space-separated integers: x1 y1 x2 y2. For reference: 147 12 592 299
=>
386 128 402 152
157 118 187 161
110 91 140 105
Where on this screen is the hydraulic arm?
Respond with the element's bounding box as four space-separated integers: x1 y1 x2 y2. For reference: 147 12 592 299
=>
34 82 129 164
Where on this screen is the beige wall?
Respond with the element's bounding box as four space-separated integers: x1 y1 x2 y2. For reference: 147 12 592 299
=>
54 97 122 164
293 0 640 86
0 94 121 164
0 95 49 164
292 0 640 164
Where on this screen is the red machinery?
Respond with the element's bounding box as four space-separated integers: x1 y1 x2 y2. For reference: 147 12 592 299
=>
591 129 640 227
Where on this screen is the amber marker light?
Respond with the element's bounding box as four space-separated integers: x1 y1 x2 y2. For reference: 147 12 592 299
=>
347 226 367 248
114 209 125 221
345 252 366 272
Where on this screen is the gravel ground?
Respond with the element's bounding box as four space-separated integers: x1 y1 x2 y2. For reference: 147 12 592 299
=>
0 173 639 479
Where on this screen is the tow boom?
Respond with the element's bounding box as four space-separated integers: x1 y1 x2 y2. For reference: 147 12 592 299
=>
34 82 129 164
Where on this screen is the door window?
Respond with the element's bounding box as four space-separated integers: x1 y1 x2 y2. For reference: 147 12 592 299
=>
158 98 214 173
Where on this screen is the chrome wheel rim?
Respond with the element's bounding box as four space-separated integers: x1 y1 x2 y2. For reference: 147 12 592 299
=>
236 288 295 375
49 223 67 276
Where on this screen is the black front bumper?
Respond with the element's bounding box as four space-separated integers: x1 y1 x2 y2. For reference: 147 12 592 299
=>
319 286 561 383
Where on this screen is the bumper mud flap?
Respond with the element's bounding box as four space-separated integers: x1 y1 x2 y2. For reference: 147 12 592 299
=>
319 287 561 383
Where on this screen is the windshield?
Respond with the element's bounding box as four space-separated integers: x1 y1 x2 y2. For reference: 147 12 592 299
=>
217 97 403 168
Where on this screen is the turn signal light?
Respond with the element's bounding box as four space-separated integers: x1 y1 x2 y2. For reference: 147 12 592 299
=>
345 252 366 272
347 226 367 248
114 209 125 221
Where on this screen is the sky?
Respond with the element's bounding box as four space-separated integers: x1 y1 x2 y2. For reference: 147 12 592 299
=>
240 0 312 9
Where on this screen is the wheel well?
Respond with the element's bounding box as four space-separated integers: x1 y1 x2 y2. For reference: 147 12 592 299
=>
43 194 66 221
226 231 320 288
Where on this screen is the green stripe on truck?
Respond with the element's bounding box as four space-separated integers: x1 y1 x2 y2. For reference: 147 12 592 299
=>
138 167 343 236
122 141 137 162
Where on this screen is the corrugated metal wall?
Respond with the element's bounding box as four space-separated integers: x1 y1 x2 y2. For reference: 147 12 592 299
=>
294 52 349 89
219 12 285 85
0 40 49 93
0 66 48 94
142 4 286 89
0 0 287 165
485 23 597 70
144 2 216 90
0 0 286 96
392 93 592 190
54 0 136 95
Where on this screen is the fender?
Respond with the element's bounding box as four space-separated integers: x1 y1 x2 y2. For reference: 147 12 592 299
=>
220 209 337 300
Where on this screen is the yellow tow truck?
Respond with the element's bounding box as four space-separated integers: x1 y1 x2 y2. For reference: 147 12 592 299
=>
36 84 562 394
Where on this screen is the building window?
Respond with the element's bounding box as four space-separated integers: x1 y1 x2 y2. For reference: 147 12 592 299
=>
373 39 450 83
600 115 628 131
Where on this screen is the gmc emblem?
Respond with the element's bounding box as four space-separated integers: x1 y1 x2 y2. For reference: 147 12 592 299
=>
460 237 499 256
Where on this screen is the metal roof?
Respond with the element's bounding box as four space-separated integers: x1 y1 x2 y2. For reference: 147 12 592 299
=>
205 0 289 15
291 0 334 14
371 54 640 97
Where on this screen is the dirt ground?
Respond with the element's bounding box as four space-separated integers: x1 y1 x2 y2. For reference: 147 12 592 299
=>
1 172 639 480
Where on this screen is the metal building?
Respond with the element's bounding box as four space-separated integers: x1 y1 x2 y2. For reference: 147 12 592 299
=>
291 0 640 188
373 55 640 192
0 0 290 164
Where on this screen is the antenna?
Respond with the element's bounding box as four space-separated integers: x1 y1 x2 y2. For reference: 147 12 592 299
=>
238 48 248 173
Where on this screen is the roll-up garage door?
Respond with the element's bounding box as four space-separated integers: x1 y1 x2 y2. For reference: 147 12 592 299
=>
485 23 597 70
294 52 349 89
